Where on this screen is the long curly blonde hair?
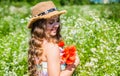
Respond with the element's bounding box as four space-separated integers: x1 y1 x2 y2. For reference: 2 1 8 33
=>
28 18 62 76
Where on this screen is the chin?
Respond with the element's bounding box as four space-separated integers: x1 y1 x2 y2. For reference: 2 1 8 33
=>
50 32 57 36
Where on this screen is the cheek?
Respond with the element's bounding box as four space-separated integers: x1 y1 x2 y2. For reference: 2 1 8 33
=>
46 23 53 29
46 26 52 32
47 25 52 29
46 26 52 33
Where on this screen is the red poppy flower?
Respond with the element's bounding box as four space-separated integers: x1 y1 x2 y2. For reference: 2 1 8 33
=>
62 53 69 62
58 41 65 47
69 45 76 53
68 53 76 61
62 45 76 65
66 57 75 65
63 46 69 54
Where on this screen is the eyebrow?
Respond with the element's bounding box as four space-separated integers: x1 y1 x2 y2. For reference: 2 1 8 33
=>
48 19 55 22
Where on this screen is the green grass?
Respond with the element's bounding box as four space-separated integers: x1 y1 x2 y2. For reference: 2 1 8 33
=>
0 2 120 76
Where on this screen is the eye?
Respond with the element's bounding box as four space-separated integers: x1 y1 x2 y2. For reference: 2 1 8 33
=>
49 21 54 25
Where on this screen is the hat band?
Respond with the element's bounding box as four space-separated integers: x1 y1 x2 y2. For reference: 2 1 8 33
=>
37 8 57 16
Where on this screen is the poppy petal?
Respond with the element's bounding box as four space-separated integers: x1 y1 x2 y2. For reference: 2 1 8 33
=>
58 41 65 47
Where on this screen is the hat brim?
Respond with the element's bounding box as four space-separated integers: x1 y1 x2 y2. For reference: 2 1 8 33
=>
27 10 67 29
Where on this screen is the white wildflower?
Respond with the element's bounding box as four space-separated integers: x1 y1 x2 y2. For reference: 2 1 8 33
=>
85 62 94 67
90 48 96 53
116 46 120 51
91 57 98 63
20 19 25 23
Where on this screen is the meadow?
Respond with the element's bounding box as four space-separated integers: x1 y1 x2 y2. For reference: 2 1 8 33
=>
0 2 120 76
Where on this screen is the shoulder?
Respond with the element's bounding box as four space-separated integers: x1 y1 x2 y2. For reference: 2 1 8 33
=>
42 42 60 56
43 42 59 51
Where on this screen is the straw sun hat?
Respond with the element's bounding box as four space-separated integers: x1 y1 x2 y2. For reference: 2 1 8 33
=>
27 1 67 28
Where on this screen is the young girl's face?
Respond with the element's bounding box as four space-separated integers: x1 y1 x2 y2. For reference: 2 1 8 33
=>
46 15 60 36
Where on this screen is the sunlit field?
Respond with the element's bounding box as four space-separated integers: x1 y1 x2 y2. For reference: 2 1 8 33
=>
0 2 120 76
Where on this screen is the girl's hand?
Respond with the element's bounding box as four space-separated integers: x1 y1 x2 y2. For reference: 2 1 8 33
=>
74 53 80 68
66 53 80 69
60 52 80 76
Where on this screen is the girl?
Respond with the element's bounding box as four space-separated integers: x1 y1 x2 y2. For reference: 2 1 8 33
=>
27 1 80 76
